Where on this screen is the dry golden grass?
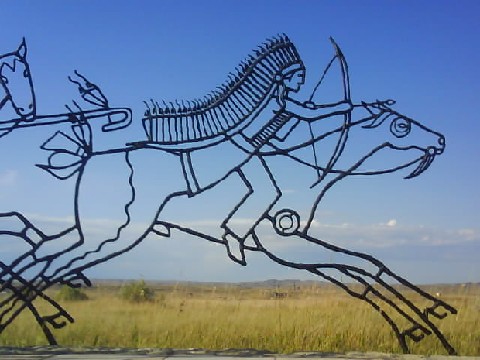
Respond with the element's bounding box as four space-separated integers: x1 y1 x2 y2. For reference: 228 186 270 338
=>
0 282 478 356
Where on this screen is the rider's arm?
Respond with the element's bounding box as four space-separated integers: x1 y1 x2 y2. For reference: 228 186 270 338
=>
284 97 352 122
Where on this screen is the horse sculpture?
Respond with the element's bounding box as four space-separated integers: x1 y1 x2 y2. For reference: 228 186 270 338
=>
0 35 457 355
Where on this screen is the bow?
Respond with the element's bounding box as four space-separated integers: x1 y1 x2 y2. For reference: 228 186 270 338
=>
308 37 351 188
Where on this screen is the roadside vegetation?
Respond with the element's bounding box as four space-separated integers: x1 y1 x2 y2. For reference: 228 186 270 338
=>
56 285 89 301
0 281 478 356
119 280 155 303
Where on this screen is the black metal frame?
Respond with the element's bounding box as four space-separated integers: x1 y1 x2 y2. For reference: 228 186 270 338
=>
0 35 456 355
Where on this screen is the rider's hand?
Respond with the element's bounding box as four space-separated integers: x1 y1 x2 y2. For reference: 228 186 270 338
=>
344 100 353 113
303 101 316 109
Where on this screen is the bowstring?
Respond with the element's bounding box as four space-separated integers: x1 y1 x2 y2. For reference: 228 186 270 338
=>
307 53 339 181
309 53 338 102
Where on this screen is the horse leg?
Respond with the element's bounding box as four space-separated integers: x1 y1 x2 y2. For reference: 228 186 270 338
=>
0 269 74 345
251 227 457 355
0 213 74 342
325 265 457 355
0 276 63 345
348 266 458 355
0 211 46 281
298 229 457 354
0 210 81 294
374 268 457 319
305 266 412 353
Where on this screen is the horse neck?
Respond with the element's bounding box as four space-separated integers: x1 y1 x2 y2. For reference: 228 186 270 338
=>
0 81 9 111
0 56 12 111
0 80 11 112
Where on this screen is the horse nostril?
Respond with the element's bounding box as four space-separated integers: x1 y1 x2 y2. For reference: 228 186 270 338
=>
438 136 445 148
29 103 34 109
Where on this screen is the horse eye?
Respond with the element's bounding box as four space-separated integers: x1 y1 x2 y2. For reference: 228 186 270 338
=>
390 117 411 138
1 75 8 85
23 69 30 78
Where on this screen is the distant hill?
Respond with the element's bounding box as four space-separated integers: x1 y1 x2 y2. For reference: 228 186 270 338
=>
89 278 329 288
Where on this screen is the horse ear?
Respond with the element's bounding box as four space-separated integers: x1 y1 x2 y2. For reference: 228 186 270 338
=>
17 38 27 59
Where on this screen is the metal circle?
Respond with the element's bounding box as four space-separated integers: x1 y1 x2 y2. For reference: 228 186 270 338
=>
273 209 300 236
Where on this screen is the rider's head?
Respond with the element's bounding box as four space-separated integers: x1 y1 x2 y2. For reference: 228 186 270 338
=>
245 34 304 94
279 63 306 93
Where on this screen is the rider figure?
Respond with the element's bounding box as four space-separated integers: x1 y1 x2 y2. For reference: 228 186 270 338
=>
222 36 352 265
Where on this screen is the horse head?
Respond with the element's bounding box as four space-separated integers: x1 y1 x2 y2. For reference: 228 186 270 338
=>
0 38 36 120
352 100 445 179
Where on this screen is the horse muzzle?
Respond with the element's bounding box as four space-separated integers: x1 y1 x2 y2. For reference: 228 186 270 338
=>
15 103 36 121
405 143 444 180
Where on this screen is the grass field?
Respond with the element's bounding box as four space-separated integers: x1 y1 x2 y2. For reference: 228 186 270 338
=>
0 281 478 356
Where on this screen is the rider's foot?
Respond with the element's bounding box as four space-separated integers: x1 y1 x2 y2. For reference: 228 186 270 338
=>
223 233 246 266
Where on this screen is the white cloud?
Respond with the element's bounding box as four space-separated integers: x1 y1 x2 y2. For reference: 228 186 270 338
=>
27 213 76 225
457 228 477 241
2 210 478 284
0 169 18 186
386 219 397 227
12 212 480 253
170 214 480 250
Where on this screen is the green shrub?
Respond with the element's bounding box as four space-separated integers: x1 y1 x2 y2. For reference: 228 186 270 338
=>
57 285 89 301
119 280 155 303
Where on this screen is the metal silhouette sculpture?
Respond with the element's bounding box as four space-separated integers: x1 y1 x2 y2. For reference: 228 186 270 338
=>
0 35 457 355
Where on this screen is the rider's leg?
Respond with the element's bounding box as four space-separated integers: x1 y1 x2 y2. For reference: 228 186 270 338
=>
222 156 281 265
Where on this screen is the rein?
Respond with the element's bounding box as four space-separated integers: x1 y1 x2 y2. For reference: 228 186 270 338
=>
0 93 11 110
263 100 426 177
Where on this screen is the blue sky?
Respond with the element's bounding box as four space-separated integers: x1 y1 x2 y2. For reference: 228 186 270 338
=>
0 1 478 284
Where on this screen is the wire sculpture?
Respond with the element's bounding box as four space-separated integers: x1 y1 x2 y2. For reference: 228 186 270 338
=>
0 35 456 355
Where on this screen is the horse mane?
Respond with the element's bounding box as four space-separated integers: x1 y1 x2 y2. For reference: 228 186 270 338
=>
0 52 18 73
142 34 303 144
0 52 18 110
